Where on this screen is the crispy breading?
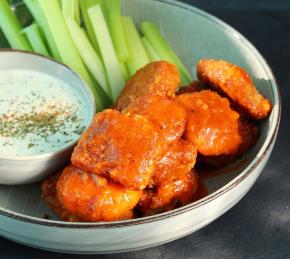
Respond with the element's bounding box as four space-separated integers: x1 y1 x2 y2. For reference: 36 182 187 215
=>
71 109 165 190
125 94 186 145
41 172 81 222
176 90 242 156
138 140 198 216
56 165 141 222
197 59 272 120
198 117 258 166
116 61 180 111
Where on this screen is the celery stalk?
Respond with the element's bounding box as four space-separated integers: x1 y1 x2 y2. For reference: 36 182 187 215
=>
122 16 149 76
120 62 130 81
141 21 192 85
79 0 108 56
79 0 100 55
62 0 75 17
88 71 113 108
142 36 161 62
88 5 125 102
37 0 103 110
62 0 80 24
0 0 31 51
21 23 49 56
65 17 111 99
92 0 108 20
107 0 129 62
23 0 61 60
74 0 80 25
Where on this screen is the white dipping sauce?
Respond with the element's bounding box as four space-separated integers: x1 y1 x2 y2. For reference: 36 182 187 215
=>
0 69 89 156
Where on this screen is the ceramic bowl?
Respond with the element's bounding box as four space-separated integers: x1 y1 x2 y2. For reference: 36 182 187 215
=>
0 50 96 185
0 0 280 254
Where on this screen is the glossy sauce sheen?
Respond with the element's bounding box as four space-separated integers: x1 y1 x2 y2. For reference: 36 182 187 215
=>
56 166 142 222
176 90 242 156
71 110 166 190
0 69 89 156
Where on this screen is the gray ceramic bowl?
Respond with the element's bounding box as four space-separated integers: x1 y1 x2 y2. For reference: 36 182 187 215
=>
0 50 96 185
0 0 281 254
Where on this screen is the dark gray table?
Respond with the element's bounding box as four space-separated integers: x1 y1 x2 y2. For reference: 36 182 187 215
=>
1 0 289 258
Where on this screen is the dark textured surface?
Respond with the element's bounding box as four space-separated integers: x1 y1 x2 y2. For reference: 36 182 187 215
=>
1 0 290 258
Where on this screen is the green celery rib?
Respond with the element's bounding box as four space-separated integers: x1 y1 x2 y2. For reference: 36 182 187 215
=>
88 70 113 108
141 21 192 85
94 0 108 20
21 23 49 56
79 0 101 55
74 0 81 25
88 4 125 102
107 0 129 62
62 0 80 24
142 36 161 62
23 0 61 60
122 16 150 77
79 0 107 56
62 0 75 17
0 0 31 51
65 17 112 99
120 62 130 81
37 0 104 110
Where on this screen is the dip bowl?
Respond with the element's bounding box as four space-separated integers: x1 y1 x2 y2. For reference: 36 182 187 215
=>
0 50 96 185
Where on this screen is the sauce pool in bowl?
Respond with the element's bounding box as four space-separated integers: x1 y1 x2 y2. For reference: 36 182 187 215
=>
0 69 90 157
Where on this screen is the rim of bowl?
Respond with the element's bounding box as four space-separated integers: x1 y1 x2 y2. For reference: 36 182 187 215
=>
0 49 96 161
0 0 281 228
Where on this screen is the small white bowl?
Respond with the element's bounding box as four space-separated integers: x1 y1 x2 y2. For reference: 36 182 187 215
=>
0 50 96 185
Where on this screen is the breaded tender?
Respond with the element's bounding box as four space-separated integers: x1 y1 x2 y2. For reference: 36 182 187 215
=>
197 59 272 120
152 140 197 186
237 117 258 154
125 94 187 145
116 61 180 111
176 90 242 156
198 117 258 166
41 172 81 222
138 140 198 215
71 109 165 190
56 165 141 222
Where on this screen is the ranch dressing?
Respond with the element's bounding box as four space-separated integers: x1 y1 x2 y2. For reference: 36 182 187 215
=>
0 69 89 156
